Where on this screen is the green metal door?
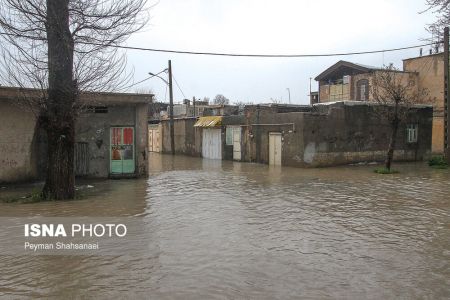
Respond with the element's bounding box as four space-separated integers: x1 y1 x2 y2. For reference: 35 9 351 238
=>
110 127 135 174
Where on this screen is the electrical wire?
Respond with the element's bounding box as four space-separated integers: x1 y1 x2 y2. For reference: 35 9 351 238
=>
172 74 186 99
85 42 437 58
0 32 440 58
116 68 167 92
115 75 152 92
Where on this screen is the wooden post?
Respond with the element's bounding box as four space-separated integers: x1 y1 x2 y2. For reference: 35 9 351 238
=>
168 60 175 155
444 27 449 161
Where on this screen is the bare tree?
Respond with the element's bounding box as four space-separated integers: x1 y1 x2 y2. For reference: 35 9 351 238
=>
424 0 450 41
233 100 254 107
370 66 427 171
213 94 230 105
0 0 149 199
270 97 282 104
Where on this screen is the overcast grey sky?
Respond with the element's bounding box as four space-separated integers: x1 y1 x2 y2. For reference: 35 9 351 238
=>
125 0 438 104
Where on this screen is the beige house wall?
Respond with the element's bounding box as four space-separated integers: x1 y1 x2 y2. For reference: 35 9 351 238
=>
403 53 445 153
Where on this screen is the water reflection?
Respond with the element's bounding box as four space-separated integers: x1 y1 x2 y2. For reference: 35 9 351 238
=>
0 153 449 299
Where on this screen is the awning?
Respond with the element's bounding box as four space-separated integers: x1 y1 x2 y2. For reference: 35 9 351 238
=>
194 116 223 127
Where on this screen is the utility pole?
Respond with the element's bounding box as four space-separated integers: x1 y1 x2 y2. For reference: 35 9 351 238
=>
444 27 449 162
309 77 312 104
168 60 175 155
193 96 196 117
286 88 291 104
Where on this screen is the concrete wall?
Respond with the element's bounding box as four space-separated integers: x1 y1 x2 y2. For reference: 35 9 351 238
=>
0 100 148 183
0 101 42 183
157 103 432 168
403 53 445 153
232 102 432 167
76 104 148 178
301 102 431 166
135 103 149 175
160 118 202 156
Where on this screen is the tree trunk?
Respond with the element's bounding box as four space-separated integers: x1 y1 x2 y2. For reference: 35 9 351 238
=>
42 0 76 200
385 100 400 171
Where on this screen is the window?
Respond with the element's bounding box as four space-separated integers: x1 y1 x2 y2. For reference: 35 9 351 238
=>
226 126 240 145
406 124 418 143
86 106 108 113
360 85 366 101
356 79 369 101
343 75 350 84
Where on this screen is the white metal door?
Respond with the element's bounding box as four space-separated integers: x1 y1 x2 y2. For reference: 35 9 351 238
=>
202 129 222 160
232 127 241 161
269 132 282 166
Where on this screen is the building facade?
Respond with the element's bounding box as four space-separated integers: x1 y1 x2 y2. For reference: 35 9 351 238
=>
0 87 152 183
157 102 432 168
403 53 445 153
316 54 445 154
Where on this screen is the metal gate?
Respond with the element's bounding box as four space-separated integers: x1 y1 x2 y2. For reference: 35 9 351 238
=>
202 129 222 160
269 132 282 166
75 142 89 176
110 127 135 174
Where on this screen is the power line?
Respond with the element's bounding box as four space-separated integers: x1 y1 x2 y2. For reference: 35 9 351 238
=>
172 74 186 99
116 68 167 92
116 75 153 92
0 31 439 58
85 41 437 58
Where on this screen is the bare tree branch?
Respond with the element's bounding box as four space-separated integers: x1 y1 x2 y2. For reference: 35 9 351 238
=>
370 65 428 170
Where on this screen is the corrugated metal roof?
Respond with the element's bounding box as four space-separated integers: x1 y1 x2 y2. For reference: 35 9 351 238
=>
194 116 223 127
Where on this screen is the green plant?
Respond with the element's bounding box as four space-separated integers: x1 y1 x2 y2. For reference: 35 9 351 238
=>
428 156 448 169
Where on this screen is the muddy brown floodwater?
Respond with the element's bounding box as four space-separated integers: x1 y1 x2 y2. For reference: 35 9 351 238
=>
1 153 449 299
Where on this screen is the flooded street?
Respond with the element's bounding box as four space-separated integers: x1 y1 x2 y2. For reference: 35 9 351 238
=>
1 153 450 299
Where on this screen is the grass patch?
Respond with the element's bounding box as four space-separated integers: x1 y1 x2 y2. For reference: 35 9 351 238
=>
428 156 448 169
1 188 87 204
374 167 399 174
1 188 51 204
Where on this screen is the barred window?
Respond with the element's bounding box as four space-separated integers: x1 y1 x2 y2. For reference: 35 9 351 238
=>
406 124 418 143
